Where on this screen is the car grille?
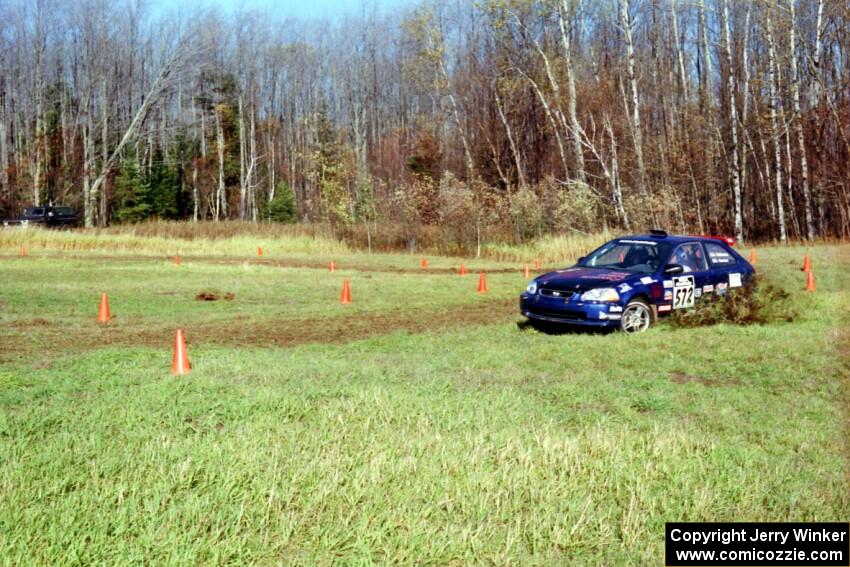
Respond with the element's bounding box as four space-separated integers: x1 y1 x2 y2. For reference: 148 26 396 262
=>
526 306 587 321
539 288 575 299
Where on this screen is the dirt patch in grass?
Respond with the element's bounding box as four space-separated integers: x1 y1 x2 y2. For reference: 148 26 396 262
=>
669 371 740 387
195 291 236 301
7 318 50 328
0 298 517 361
182 298 516 348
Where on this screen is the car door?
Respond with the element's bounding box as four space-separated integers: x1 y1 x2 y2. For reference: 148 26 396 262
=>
668 242 711 310
702 241 744 294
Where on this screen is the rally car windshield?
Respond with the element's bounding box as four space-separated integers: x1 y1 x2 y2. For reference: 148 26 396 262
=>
579 240 671 274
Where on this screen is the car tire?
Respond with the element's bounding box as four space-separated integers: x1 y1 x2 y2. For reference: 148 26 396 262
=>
620 299 655 334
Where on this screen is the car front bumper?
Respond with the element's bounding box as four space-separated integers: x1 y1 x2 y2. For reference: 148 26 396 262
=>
519 293 623 327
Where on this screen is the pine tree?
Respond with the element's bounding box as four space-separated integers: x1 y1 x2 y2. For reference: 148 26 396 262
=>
268 181 297 223
112 157 152 223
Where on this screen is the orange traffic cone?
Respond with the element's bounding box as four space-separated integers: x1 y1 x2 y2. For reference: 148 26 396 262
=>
257 246 264 257
524 263 531 278
806 270 816 292
534 258 541 271
477 272 488 293
749 248 757 264
172 329 191 375
340 278 352 304
459 263 467 276
97 293 111 324
421 257 427 270
329 261 335 272
173 255 180 266
801 255 811 272
19 244 26 257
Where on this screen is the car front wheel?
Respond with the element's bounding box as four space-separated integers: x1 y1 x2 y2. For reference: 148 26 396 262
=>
620 299 655 334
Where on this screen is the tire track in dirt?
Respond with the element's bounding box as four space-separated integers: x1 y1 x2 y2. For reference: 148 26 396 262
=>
0 298 519 362
0 252 533 275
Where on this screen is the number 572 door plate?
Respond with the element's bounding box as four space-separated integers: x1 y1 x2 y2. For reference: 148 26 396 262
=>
672 276 695 310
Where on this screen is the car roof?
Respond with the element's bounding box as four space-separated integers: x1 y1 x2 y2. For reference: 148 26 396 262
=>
615 233 733 246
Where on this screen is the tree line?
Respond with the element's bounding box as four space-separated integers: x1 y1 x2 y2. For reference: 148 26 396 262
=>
1 0 849 246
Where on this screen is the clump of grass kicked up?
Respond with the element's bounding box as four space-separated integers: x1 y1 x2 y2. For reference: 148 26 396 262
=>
669 277 798 328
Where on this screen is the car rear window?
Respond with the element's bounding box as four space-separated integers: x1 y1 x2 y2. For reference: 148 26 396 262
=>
704 242 737 267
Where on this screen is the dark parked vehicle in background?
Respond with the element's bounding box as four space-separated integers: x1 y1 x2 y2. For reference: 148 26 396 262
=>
2 206 78 228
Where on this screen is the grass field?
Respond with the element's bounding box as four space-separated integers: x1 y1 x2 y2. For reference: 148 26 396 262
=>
1 234 848 565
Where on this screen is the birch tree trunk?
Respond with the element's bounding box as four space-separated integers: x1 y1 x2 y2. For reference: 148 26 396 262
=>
100 79 109 226
558 0 585 183
619 0 648 195
671 0 688 100
238 95 247 220
267 127 275 210
191 96 199 222
192 162 199 222
739 5 751 221
33 13 44 206
604 115 629 230
789 0 815 239
785 124 800 238
721 0 744 242
83 118 94 227
215 104 226 222
494 82 525 190
809 0 825 234
248 103 258 222
0 90 7 197
698 0 713 110
766 9 787 241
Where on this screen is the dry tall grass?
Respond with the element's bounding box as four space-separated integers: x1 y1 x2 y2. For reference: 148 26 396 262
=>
0 223 349 257
0 221 612 262
482 233 611 263
6 221 826 264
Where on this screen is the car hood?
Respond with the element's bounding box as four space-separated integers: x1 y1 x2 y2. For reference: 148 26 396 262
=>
536 267 640 292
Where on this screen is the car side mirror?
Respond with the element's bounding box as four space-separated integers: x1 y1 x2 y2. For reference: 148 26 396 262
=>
664 264 684 275
577 256 585 263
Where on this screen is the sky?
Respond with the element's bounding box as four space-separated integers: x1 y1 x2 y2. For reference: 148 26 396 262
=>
156 0 410 20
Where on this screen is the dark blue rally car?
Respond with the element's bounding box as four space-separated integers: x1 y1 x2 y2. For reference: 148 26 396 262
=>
520 231 755 333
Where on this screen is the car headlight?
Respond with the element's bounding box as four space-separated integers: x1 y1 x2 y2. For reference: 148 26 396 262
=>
526 281 538 294
580 288 620 302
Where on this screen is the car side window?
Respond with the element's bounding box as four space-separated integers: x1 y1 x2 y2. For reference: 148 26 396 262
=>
671 243 708 273
704 242 737 267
